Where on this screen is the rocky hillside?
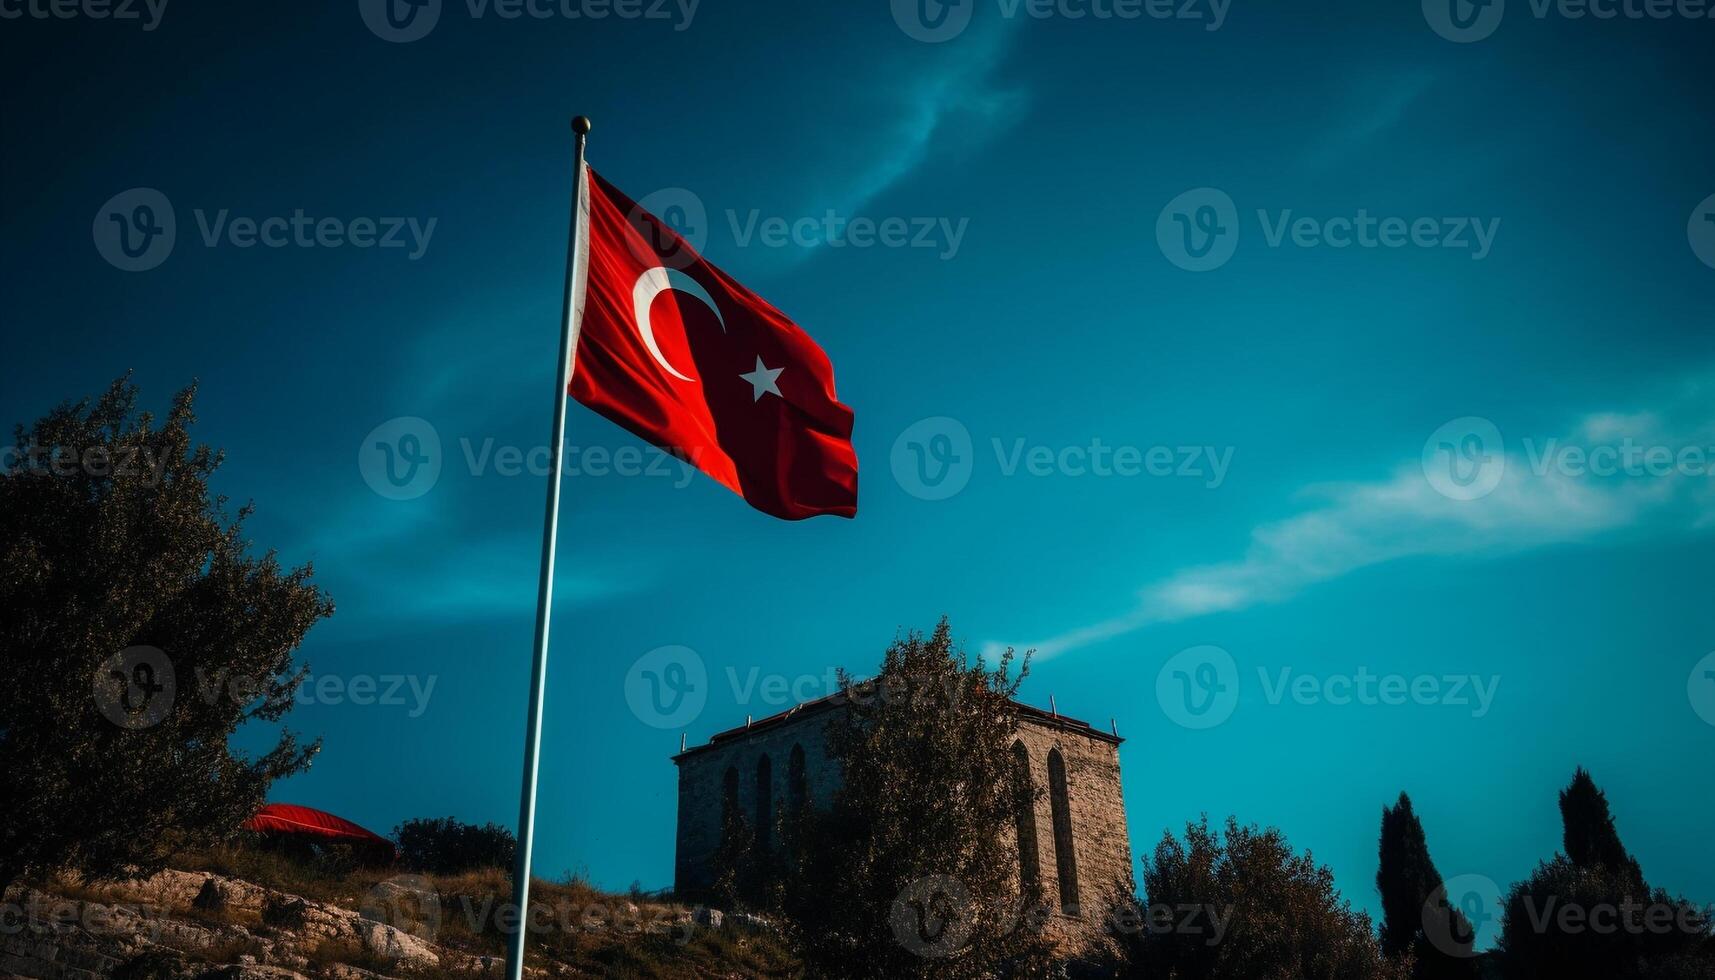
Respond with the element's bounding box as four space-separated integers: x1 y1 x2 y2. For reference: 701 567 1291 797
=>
1 861 797 980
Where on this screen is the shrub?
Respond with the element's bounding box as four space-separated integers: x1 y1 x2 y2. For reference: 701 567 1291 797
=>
394 817 517 876
1126 816 1408 980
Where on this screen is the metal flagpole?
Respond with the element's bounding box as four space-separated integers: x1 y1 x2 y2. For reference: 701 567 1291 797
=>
505 114 591 980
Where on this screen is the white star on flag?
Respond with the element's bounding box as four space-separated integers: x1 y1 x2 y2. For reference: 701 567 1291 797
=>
739 357 784 401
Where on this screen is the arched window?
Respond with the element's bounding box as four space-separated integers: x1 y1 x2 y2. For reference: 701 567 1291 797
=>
1012 741 1040 895
788 744 808 811
1047 748 1080 913
755 754 773 851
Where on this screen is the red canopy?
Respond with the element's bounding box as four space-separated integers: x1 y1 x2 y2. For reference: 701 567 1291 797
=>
242 803 392 849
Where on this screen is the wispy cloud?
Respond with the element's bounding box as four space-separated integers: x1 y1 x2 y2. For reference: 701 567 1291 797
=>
1001 372 1715 661
285 321 658 638
322 531 647 636
734 20 1026 269
296 493 653 639
825 25 1028 216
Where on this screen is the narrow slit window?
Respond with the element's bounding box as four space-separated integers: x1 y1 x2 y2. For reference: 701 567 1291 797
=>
1013 741 1040 895
755 754 773 851
1047 748 1079 913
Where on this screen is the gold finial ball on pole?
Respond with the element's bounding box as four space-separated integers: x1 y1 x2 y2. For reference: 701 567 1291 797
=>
572 116 592 135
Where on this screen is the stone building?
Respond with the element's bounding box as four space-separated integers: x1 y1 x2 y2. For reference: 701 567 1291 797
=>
672 693 1134 958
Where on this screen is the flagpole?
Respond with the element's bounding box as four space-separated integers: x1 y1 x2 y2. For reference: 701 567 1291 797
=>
505 114 591 980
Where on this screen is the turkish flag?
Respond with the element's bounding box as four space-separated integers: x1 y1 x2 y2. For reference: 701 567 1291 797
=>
569 168 858 520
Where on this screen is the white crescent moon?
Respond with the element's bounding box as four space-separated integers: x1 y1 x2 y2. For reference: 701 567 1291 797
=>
631 267 725 382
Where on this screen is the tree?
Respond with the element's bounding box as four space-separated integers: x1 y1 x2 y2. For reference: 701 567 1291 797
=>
778 619 1055 979
1558 768 1643 891
1126 816 1409 980
1376 793 1478 978
1496 769 1714 979
0 379 331 890
394 817 517 875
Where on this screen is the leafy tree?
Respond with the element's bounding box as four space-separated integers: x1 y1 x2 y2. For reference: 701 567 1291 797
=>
779 619 1055 979
1377 793 1478 978
394 817 517 875
1126 816 1409 980
1497 770 1714 979
0 379 331 891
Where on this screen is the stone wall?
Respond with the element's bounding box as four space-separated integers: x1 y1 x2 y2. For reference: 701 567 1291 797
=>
673 704 838 895
1011 714 1134 957
671 701 1133 960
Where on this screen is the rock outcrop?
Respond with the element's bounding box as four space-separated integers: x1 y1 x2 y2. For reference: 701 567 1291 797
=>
0 870 493 980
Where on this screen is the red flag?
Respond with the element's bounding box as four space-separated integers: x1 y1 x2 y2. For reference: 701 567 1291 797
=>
569 167 858 520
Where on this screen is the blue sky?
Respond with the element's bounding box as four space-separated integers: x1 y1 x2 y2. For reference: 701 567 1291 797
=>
3 0 1713 938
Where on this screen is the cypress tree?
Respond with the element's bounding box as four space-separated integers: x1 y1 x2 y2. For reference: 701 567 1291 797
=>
1377 793 1478 978
1559 767 1643 890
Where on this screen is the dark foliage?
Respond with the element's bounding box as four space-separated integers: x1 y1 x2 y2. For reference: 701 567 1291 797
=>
1496 770 1714 979
393 817 517 875
708 800 762 910
0 379 331 890
777 619 1056 979
1124 816 1408 980
1377 793 1479 978
1559 768 1643 890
